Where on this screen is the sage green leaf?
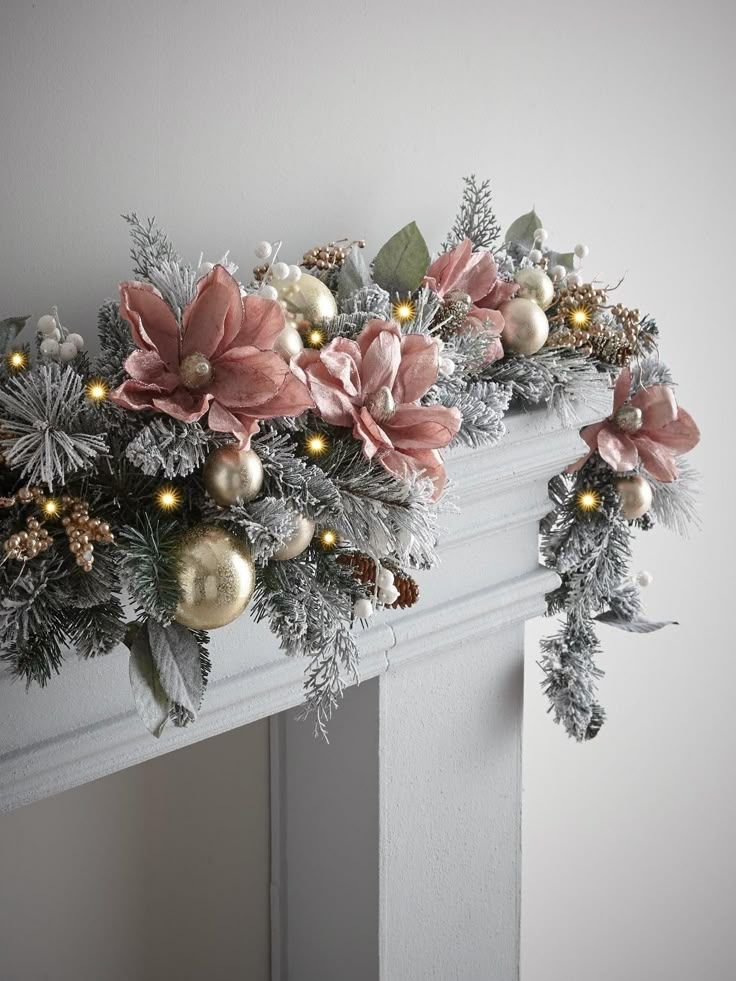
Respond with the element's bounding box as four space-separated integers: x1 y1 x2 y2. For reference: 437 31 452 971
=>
595 611 679 633
129 628 170 737
372 222 430 295
0 316 29 355
504 209 543 249
148 619 203 718
546 250 576 272
337 246 371 303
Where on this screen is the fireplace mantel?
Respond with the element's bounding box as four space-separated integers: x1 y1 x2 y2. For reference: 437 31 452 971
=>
0 399 606 981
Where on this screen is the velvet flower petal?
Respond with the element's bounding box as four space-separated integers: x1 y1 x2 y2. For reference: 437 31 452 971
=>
297 319 461 499
569 368 700 482
111 265 312 447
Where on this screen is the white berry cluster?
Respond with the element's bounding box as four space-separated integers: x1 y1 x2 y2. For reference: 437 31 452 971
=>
37 312 85 363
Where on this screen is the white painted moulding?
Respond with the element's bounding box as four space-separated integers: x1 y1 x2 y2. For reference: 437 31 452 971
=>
0 402 605 812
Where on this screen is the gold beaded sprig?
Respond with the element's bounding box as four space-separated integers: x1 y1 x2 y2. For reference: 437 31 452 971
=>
301 239 366 272
0 486 114 572
547 281 642 366
60 496 114 572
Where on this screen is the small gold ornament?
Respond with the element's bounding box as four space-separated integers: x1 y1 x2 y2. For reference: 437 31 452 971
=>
499 297 549 355
179 352 213 389
272 514 315 561
364 385 396 423
613 405 643 433
615 475 653 520
203 446 264 508
515 268 555 311
273 324 304 362
274 273 337 326
175 525 255 630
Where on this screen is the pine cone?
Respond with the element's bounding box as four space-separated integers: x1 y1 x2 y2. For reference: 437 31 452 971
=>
338 553 420 609
390 571 419 609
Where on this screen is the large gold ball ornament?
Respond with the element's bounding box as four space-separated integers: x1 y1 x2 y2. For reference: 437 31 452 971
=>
175 526 255 630
615 475 653 520
203 446 264 507
514 267 555 311
273 272 337 326
273 324 305 362
272 514 316 561
498 297 550 355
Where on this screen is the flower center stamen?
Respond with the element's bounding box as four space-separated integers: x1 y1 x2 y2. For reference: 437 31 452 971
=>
364 385 396 423
613 405 643 433
180 352 213 389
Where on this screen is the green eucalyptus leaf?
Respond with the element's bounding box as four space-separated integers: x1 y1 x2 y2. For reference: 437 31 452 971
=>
0 316 30 356
546 250 576 272
337 246 372 303
129 626 170 737
372 221 430 295
504 209 543 250
148 619 203 718
595 611 679 633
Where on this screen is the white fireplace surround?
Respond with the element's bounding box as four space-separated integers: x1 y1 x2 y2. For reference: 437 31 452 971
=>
0 399 605 980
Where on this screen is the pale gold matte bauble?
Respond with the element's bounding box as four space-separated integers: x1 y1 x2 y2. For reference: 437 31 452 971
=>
615 475 653 520
272 515 316 561
175 526 255 630
272 324 305 361
498 297 550 355
514 267 555 311
273 273 338 326
203 446 264 507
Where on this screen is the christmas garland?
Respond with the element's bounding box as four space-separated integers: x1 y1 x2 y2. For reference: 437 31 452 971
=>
0 178 700 740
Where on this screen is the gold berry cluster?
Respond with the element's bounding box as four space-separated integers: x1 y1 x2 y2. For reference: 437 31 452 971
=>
552 283 609 327
61 497 114 572
3 517 52 561
301 239 366 272
548 282 642 366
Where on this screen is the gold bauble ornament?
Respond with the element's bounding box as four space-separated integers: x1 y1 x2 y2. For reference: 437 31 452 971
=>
203 446 264 507
273 324 305 362
498 297 549 355
272 514 316 561
175 526 255 630
514 267 555 311
274 272 337 326
615 475 653 520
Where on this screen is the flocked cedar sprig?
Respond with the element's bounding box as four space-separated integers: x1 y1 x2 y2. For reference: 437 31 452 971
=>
442 175 501 252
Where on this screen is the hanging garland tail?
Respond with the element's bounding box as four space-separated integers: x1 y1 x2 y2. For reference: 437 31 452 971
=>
0 178 700 740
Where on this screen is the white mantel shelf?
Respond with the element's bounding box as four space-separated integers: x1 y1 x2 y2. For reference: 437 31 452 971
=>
1 399 609 981
0 404 601 814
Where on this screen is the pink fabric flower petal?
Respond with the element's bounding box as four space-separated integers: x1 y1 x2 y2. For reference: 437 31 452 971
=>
320 338 363 398
579 421 606 451
361 329 401 396
209 346 285 409
207 402 261 450
385 404 461 450
123 349 179 390
632 384 678 431
182 265 242 361
635 435 679 482
251 368 314 419
109 380 160 412
394 335 439 403
297 357 357 426
353 406 392 460
649 408 700 455
356 319 401 357
598 426 639 472
119 281 181 372
151 390 211 423
232 295 286 351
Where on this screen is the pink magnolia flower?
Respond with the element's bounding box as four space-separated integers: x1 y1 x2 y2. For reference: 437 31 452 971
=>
424 238 518 362
570 367 700 482
295 320 461 499
110 265 313 447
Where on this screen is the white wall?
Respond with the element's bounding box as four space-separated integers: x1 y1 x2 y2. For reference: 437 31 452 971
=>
0 722 271 981
0 1 733 979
